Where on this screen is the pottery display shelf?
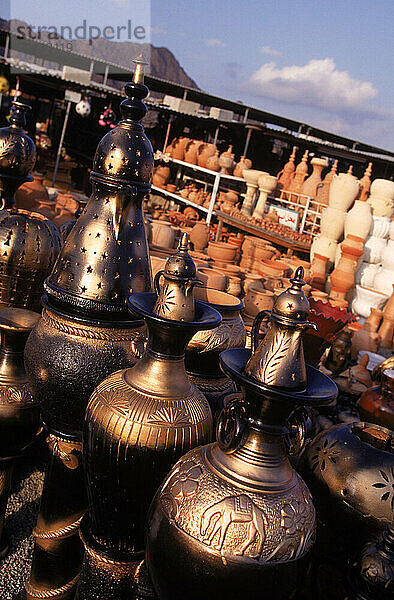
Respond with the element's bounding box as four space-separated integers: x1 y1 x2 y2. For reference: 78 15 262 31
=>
153 153 246 226
274 189 325 237
214 210 311 256
151 184 214 223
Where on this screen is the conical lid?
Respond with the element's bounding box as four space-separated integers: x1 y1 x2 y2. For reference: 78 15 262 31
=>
272 266 310 324
0 101 36 205
45 57 154 321
162 233 197 280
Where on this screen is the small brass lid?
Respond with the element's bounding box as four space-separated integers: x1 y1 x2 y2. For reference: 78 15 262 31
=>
163 233 197 280
272 266 310 323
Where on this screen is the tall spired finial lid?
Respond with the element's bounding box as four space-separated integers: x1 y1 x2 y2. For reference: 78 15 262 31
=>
153 233 202 321
273 266 310 324
92 56 153 184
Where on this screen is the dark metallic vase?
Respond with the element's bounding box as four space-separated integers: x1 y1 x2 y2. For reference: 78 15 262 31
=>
303 421 394 559
75 261 221 598
350 522 394 600
146 268 337 600
0 307 41 558
0 101 61 313
186 287 246 419
24 57 154 600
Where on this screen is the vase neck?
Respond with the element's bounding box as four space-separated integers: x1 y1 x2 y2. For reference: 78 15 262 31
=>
208 421 294 492
125 348 191 397
0 327 29 383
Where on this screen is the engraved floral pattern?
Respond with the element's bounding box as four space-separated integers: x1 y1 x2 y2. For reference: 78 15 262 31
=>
167 461 203 499
372 468 394 511
154 284 176 317
259 329 292 385
310 437 341 472
147 406 191 427
0 384 34 404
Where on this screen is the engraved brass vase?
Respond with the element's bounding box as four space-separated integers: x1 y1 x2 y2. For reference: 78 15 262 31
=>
0 307 41 557
186 287 246 418
75 292 221 597
24 59 154 600
146 275 337 600
0 101 61 312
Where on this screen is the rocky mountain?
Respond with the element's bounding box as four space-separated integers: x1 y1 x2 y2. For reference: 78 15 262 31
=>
2 19 199 89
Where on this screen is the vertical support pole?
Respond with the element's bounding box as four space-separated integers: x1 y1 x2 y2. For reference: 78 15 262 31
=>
52 100 71 187
213 126 219 146
243 128 253 156
300 197 310 234
206 173 219 226
243 108 249 123
4 32 9 59
103 64 109 86
162 115 173 154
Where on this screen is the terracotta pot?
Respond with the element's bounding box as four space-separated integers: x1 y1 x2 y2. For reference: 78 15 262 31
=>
378 316 394 349
243 284 274 317
152 166 170 188
233 156 252 178
365 307 384 332
207 241 237 263
150 219 176 249
258 259 288 278
310 289 329 302
184 140 201 164
197 143 216 168
166 183 177 193
330 243 363 300
351 325 381 360
383 285 394 321
169 137 186 160
243 272 263 294
205 150 220 172
14 172 50 211
226 275 242 297
225 190 239 205
190 221 210 252
358 369 394 430
218 146 235 174
197 268 227 291
301 157 328 199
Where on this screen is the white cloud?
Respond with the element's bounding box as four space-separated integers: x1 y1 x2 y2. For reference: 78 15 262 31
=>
246 58 378 114
149 26 167 35
260 45 282 57
206 38 227 48
108 0 131 6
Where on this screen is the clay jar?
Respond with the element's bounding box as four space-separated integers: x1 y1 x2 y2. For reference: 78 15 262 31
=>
197 268 227 291
15 172 50 211
329 173 360 211
351 311 382 360
152 166 170 188
184 140 202 165
358 369 394 430
169 138 186 160
207 241 237 264
205 151 220 172
352 286 388 318
233 156 252 178
345 198 372 241
330 239 363 300
258 259 288 278
218 146 235 174
150 220 176 249
198 143 217 168
301 157 328 199
190 221 210 252
243 283 274 317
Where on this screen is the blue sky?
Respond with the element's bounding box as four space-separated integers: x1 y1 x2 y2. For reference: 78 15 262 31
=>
2 0 393 150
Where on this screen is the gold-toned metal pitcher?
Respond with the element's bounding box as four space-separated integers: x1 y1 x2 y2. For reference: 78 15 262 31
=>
245 267 317 391
153 233 202 322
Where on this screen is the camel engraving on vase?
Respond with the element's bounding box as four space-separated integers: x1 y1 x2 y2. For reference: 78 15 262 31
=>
159 447 316 564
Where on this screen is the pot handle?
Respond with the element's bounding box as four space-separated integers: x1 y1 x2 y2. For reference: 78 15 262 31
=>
251 310 271 353
154 270 165 296
301 320 319 333
217 397 247 454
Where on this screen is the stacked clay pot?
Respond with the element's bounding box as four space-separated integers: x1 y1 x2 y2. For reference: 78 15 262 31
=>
239 236 276 272
241 169 267 215
367 178 394 218
275 147 296 196
311 172 360 266
373 219 394 297
207 241 237 264
301 157 328 199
